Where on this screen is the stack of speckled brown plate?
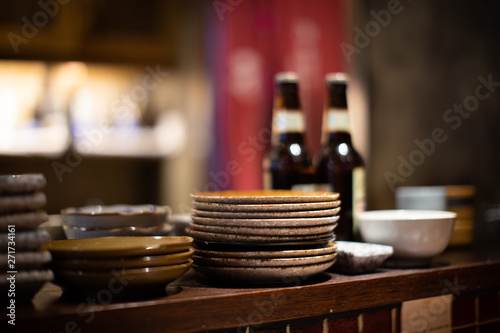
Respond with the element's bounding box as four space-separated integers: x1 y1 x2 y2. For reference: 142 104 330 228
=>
187 190 340 284
0 174 53 304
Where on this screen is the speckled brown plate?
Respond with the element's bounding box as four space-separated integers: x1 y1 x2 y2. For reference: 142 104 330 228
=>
191 215 339 228
0 250 52 270
192 200 340 212
193 253 337 267
1 269 53 303
191 190 340 204
193 259 336 283
186 227 334 244
0 174 46 194
189 222 337 236
0 229 51 252
192 207 340 219
0 211 49 230
194 241 337 258
0 191 47 213
193 237 335 249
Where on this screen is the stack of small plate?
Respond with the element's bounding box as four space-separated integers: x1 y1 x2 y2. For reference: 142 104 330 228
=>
61 204 173 239
43 236 193 298
0 174 53 303
187 190 340 284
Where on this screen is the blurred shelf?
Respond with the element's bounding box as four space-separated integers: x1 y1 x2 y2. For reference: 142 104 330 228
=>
0 125 70 157
72 125 185 158
0 125 184 159
0 0 180 65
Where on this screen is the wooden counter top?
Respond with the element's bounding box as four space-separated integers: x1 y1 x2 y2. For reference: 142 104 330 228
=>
12 248 500 332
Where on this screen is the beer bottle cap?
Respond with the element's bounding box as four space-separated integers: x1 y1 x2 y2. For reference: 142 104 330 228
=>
325 72 349 84
275 72 299 83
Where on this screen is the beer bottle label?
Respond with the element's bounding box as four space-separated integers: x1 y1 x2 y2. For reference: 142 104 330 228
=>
324 109 350 133
262 157 271 190
273 110 305 133
352 166 366 238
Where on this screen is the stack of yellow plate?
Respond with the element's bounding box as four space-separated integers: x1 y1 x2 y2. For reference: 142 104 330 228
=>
187 190 340 284
43 236 193 298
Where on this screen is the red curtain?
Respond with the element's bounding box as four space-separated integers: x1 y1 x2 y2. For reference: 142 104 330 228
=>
208 0 347 191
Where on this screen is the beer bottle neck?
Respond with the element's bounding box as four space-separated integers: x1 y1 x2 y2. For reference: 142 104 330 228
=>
273 132 306 145
272 76 306 142
275 81 300 110
324 131 353 146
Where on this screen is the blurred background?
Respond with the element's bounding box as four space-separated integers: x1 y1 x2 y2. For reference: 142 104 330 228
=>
0 0 499 245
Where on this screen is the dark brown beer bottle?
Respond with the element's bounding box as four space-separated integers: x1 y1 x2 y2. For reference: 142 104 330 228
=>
315 73 366 240
263 72 314 190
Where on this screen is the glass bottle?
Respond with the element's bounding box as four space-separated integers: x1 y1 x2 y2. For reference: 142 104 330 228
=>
315 73 366 240
263 72 314 190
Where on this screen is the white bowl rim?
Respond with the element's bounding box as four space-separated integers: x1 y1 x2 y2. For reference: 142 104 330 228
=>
358 209 457 221
61 204 170 216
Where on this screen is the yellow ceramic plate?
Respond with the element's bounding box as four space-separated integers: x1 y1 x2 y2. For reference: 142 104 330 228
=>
53 261 192 294
191 190 339 204
51 248 194 271
43 236 193 259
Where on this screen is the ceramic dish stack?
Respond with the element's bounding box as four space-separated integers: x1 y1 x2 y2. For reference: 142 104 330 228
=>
0 174 53 304
61 204 173 239
187 190 340 284
43 236 193 298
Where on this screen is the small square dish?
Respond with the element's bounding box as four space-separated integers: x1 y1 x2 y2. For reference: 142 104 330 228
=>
332 241 393 275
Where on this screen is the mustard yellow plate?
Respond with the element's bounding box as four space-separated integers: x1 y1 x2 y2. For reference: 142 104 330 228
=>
52 248 194 271
43 236 193 259
53 261 192 294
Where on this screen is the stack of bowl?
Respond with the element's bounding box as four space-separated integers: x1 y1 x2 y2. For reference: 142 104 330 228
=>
0 174 53 303
187 190 340 284
61 204 173 239
43 236 193 298
445 186 475 246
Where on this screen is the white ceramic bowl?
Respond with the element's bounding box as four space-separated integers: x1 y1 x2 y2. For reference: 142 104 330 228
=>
61 204 170 228
358 210 456 260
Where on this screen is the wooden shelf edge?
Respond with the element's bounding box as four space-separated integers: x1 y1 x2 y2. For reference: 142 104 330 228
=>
14 258 500 332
